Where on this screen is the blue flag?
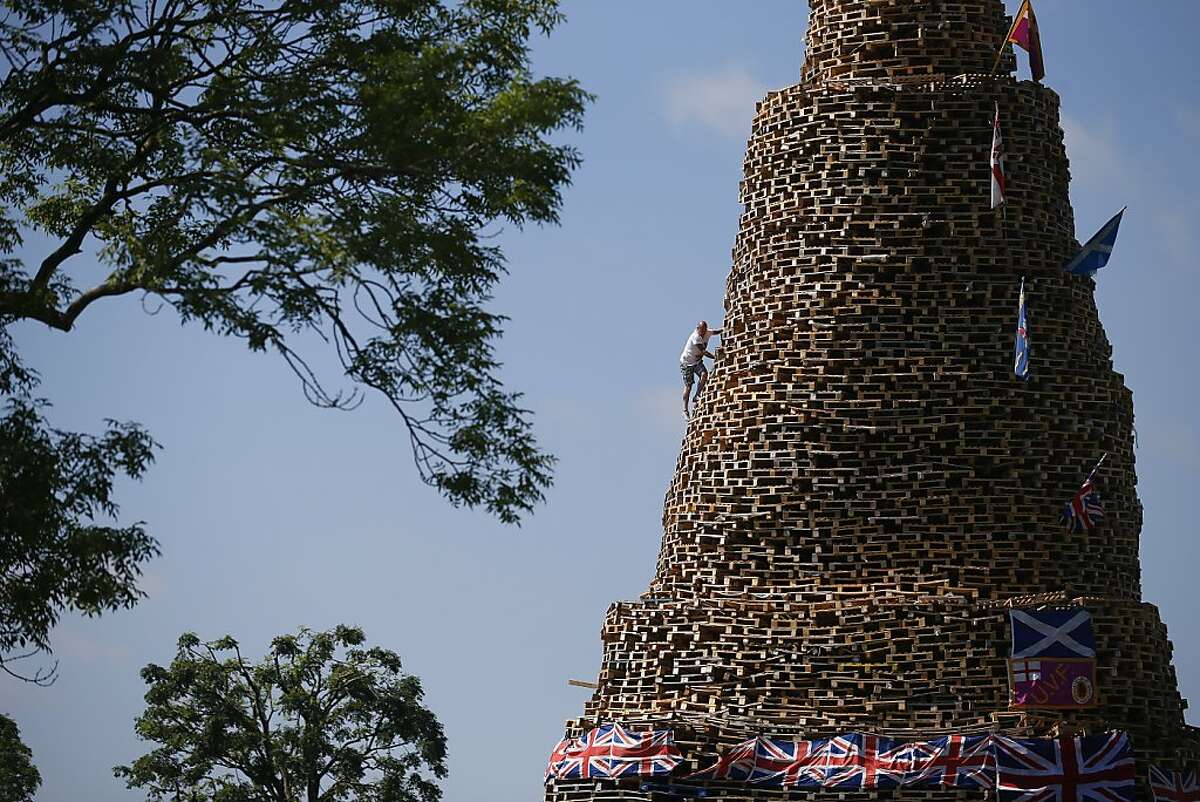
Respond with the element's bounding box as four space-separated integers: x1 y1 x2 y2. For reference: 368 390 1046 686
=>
1014 278 1030 381
1065 207 1126 276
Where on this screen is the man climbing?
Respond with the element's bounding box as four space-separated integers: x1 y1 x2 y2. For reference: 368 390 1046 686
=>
680 320 722 419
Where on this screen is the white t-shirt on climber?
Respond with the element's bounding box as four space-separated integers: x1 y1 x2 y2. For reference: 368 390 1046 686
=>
680 330 713 366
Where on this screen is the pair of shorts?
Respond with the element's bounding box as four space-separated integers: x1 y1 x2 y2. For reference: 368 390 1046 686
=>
680 361 707 385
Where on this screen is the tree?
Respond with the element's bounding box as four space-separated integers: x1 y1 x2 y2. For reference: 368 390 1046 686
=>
0 713 41 802
0 0 586 519
0 332 158 683
0 0 589 666
116 626 447 802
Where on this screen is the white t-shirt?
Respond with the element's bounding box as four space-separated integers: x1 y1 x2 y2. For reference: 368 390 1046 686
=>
679 330 713 366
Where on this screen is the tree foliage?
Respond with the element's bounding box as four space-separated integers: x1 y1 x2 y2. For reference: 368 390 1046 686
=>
0 0 589 521
116 626 447 802
0 713 41 802
0 333 157 682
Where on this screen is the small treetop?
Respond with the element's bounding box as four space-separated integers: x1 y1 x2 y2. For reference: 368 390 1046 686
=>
116 625 447 802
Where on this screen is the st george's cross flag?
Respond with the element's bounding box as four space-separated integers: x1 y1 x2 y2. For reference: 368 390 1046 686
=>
1065 208 1127 277
1149 766 1200 802
1009 608 1098 709
994 732 1135 802
992 103 1007 209
548 723 683 781
1014 278 1031 380
1001 0 1046 81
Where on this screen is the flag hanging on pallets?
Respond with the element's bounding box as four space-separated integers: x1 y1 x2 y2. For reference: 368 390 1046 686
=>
1062 455 1107 534
819 733 912 790
1009 608 1098 709
994 732 1135 802
992 103 1007 209
546 723 683 781
687 735 827 787
900 734 996 789
1014 278 1031 380
1149 766 1200 802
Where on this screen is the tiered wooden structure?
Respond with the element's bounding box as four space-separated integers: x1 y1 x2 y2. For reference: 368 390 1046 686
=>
547 2 1198 800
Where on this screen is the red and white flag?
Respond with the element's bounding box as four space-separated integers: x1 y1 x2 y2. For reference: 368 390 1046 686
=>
991 103 1006 209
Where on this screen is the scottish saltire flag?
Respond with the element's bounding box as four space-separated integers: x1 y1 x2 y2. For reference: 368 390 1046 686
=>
1003 0 1045 81
548 723 683 781
1149 766 1200 802
687 736 826 788
1011 609 1096 659
992 103 1007 209
994 732 1135 802
902 734 996 789
1065 208 1127 277
1014 278 1031 380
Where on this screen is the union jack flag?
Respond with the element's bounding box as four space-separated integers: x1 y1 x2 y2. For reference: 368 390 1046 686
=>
1149 766 1200 802
546 737 573 782
687 736 827 788
994 731 1135 802
1062 456 1107 533
1062 478 1104 533
901 734 996 789
548 724 683 781
817 733 912 790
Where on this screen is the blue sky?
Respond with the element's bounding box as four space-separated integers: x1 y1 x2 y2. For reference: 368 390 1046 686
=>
4 2 1199 801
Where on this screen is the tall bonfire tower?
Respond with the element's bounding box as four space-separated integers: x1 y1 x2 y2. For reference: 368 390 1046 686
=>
546 2 1198 800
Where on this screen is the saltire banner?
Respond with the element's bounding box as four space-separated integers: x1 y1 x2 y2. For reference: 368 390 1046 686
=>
992 103 1007 209
1149 766 1200 802
1014 278 1031 381
1009 608 1098 709
997 0 1046 81
1065 208 1126 277
994 732 1135 802
547 723 683 781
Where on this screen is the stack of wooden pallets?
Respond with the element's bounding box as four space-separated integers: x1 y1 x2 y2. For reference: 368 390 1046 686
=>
546 2 1198 800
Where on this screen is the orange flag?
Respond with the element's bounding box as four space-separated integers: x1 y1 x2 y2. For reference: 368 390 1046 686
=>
999 0 1045 81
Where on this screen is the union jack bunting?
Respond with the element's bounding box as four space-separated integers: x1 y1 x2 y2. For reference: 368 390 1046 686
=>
547 723 683 781
1149 766 1200 802
901 734 996 789
994 731 1135 802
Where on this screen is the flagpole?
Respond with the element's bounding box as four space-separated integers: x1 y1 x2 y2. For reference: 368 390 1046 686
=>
1086 453 1109 484
991 4 1023 75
